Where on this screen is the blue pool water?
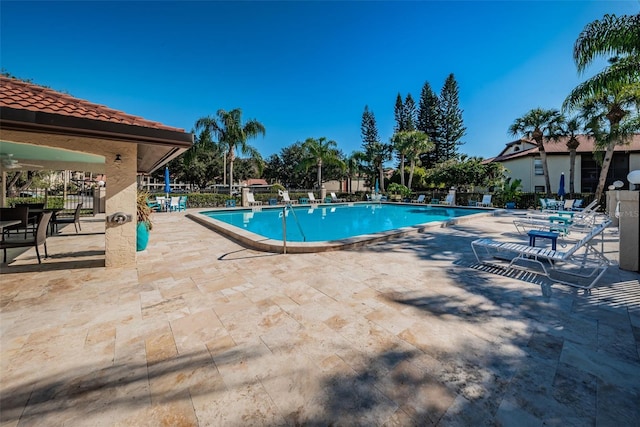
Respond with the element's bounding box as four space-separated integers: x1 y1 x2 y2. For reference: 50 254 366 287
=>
202 203 483 242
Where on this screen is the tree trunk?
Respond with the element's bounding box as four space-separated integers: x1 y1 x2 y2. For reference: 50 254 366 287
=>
594 140 617 201
228 149 235 196
539 148 552 197
379 165 385 192
400 154 405 186
317 160 322 189
569 149 576 196
408 159 415 190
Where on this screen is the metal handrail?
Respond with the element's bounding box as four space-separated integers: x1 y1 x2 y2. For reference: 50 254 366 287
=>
282 203 306 254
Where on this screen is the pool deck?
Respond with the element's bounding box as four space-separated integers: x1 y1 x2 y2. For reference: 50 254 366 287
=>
1 209 639 426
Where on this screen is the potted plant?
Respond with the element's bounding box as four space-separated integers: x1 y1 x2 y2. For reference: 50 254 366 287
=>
136 191 153 251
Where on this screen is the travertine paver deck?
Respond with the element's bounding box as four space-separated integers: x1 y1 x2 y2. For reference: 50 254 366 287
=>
1 209 639 426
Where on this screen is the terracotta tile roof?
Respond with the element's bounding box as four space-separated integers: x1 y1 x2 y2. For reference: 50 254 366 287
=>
0 76 184 132
245 179 269 186
491 134 640 162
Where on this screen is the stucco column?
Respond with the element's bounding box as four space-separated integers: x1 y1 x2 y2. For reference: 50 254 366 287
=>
104 143 137 268
241 186 249 207
617 190 639 272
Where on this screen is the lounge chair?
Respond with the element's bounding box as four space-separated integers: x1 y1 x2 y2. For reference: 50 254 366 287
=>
1 211 53 264
430 198 440 204
308 192 321 204
280 191 298 205
51 203 82 234
478 194 492 207
471 218 612 289
411 194 426 204
246 192 263 206
330 192 345 202
442 194 454 206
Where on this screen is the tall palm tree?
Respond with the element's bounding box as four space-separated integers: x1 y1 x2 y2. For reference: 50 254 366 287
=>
298 137 343 189
568 13 640 105
345 151 366 194
195 108 265 195
509 108 565 197
558 116 582 197
564 12 640 201
391 130 432 190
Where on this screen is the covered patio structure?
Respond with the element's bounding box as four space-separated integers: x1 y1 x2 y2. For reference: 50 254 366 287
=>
0 76 193 267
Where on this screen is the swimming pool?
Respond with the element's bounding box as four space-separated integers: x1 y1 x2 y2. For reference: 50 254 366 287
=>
188 203 493 253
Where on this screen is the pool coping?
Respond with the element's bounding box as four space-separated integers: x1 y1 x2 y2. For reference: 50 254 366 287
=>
187 202 499 253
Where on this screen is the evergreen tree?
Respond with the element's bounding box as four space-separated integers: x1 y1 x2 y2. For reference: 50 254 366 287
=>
417 81 441 168
394 94 405 133
403 94 416 131
361 105 391 191
439 73 466 160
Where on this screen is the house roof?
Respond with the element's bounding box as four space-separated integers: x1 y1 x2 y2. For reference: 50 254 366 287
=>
488 134 640 163
245 179 269 186
0 76 193 173
0 77 184 132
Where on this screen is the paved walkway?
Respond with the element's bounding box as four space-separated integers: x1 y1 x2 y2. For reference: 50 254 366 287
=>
1 210 639 426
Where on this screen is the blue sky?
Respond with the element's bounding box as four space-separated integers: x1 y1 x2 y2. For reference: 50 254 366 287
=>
2 1 638 161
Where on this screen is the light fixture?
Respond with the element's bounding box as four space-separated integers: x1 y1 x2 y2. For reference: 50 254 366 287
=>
628 170 640 190
613 180 624 189
115 154 122 163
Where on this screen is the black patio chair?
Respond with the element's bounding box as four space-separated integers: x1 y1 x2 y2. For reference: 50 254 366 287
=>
1 211 53 264
51 203 82 234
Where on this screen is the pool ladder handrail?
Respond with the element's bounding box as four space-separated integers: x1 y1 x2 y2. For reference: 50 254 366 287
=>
282 203 306 254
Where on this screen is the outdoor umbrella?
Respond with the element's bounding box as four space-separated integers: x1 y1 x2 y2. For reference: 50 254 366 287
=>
374 179 379 194
558 173 566 200
164 166 171 198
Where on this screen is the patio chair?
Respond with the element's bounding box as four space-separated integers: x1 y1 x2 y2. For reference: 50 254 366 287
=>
539 198 548 211
178 196 187 211
51 203 82 234
308 192 321 204
478 194 492 207
155 196 166 211
14 202 44 234
330 192 345 202
471 218 612 289
562 199 575 210
225 199 236 208
246 192 263 206
430 198 440 204
411 194 426 204
571 199 584 211
0 206 30 238
1 211 53 264
280 191 298 205
168 196 181 211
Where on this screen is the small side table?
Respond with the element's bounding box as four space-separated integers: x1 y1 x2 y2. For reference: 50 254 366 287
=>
527 230 559 251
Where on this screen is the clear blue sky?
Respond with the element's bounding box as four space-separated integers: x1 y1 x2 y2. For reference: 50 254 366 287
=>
2 1 638 161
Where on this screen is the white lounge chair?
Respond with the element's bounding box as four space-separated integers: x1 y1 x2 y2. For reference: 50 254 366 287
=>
308 192 321 204
330 192 345 202
280 191 298 205
478 194 492 207
442 194 454 206
411 194 426 204
472 219 611 289
246 192 263 206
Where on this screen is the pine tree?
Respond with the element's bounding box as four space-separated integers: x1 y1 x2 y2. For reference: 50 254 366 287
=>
439 73 466 160
394 94 405 134
403 94 416 131
417 81 441 168
361 105 390 192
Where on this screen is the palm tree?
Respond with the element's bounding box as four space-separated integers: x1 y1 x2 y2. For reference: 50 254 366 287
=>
564 12 640 201
568 13 640 105
298 137 343 189
345 151 366 194
558 116 582 197
509 108 565 197
195 108 266 195
391 130 433 190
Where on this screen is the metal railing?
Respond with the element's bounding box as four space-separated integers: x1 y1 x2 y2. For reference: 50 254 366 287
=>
281 203 306 254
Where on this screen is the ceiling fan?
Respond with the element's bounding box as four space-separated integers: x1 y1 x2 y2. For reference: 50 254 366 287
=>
0 153 43 169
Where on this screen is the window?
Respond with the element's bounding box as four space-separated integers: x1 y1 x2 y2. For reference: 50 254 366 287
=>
534 186 545 193
534 159 543 175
